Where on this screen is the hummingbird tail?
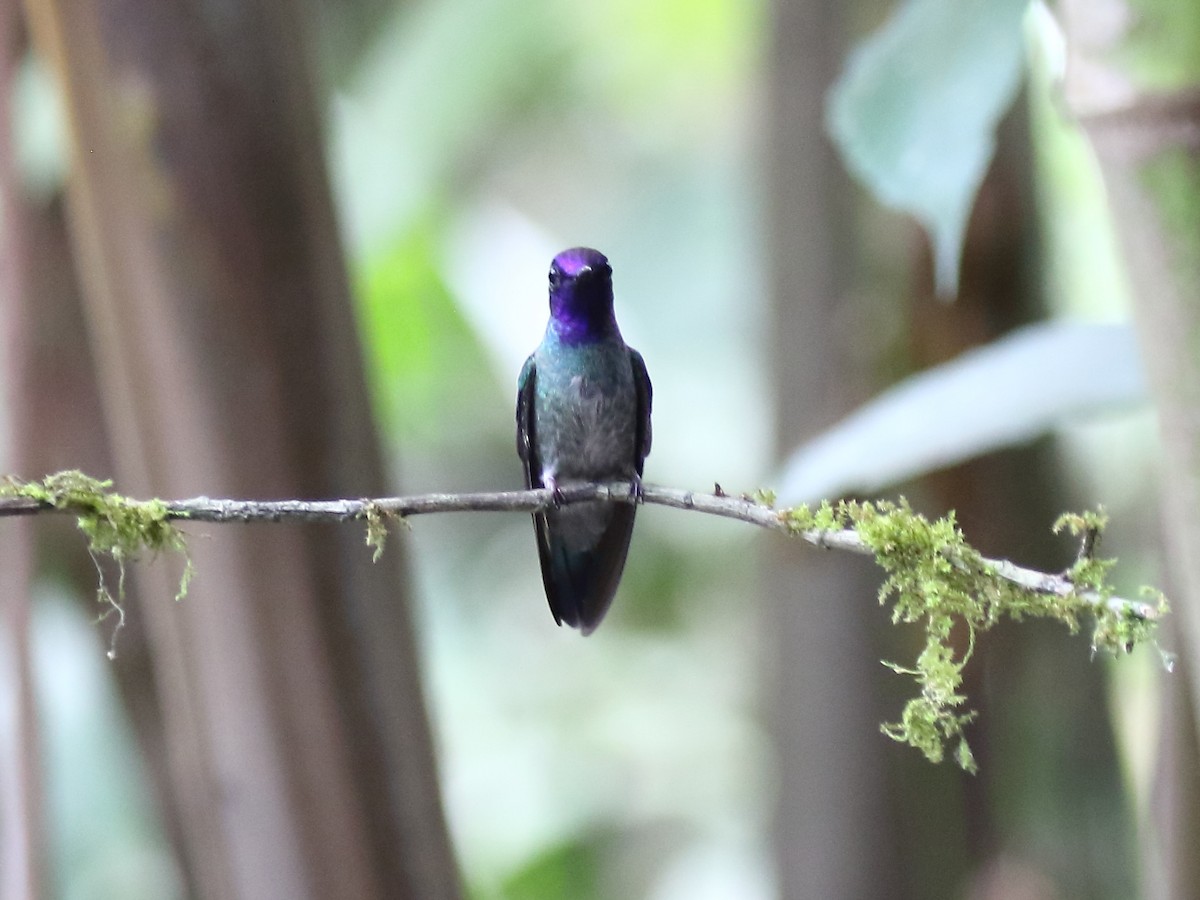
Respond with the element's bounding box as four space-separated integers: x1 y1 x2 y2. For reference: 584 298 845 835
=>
534 503 636 635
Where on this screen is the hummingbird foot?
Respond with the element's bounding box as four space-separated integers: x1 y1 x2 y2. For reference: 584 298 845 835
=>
628 474 644 504
543 474 565 508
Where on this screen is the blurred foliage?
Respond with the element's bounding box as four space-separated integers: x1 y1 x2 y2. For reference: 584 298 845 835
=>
567 0 756 124
1027 4 1132 323
495 836 602 900
355 213 499 444
828 0 1028 293
11 0 1175 896
1120 0 1200 89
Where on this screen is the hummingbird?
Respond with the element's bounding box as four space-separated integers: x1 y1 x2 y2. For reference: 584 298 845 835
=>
516 247 653 634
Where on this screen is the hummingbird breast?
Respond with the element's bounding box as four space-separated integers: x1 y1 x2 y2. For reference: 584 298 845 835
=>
534 343 638 484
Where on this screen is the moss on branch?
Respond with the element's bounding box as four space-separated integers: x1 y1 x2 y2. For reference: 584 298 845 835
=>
782 498 1167 772
1 471 193 656
0 470 1168 766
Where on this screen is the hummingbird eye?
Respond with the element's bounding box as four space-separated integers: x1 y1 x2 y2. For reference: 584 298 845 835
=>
548 267 561 288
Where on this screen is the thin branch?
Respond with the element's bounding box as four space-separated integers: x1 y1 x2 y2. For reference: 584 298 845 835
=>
0 481 1158 621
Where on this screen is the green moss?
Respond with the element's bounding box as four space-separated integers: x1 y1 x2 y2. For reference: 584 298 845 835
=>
3 470 188 559
1 470 193 655
750 487 777 507
782 498 1163 771
363 501 406 563
781 499 840 534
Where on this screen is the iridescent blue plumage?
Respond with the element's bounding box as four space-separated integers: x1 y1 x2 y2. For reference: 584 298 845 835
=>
516 248 652 634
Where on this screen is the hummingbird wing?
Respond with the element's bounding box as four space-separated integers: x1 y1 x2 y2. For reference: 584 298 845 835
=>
517 355 578 627
630 348 653 473
516 354 538 484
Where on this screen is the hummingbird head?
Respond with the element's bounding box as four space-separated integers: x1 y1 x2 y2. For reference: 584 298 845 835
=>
547 247 617 343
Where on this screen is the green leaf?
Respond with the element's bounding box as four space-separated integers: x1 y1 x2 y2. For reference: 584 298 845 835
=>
827 0 1029 294
777 323 1146 504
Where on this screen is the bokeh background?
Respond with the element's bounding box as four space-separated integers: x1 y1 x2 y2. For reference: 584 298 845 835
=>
1 1 1196 898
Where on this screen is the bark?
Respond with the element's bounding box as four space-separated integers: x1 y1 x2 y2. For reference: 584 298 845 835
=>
765 1 901 896
19 1 460 897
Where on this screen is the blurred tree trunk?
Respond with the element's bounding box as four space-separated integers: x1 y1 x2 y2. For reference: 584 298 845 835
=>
0 8 42 897
764 1 902 896
3 84 187 900
19 1 461 898
909 104 1132 899
1060 2 1200 898
3 12 184 886
1148 646 1200 900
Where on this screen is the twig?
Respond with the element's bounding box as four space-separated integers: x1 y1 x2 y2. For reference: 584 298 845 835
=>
0 481 1158 622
